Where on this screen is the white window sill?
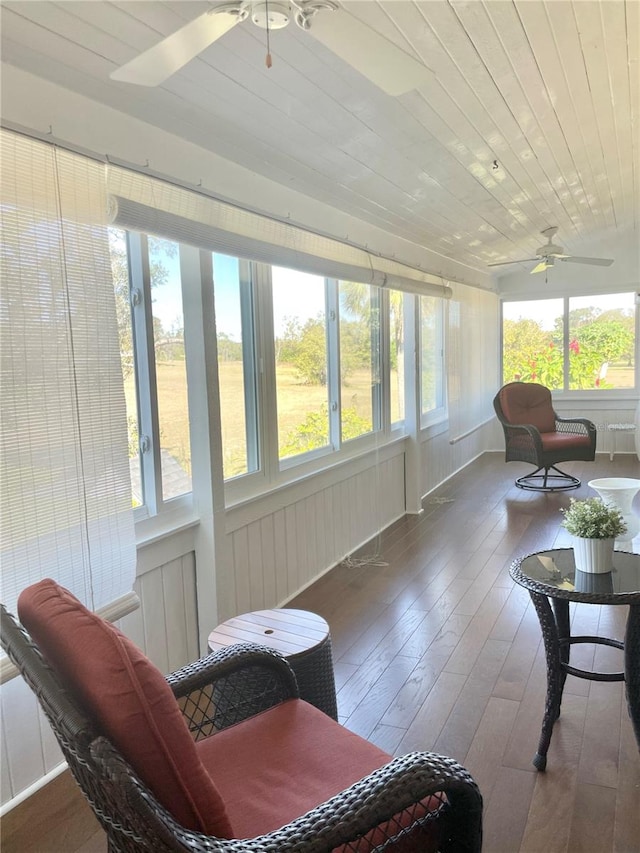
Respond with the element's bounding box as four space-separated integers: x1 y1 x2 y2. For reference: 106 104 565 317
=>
135 506 199 549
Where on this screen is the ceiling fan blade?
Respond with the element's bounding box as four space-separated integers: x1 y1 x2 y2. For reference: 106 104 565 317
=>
487 258 538 267
110 10 240 86
307 7 434 96
559 256 614 267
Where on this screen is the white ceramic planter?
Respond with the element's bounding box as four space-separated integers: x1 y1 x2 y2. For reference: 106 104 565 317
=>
572 536 615 574
588 477 640 549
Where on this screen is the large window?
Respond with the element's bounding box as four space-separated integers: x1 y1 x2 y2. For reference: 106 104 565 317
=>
503 293 636 391
113 233 409 508
502 298 563 389
103 161 458 507
567 294 635 389
110 225 452 511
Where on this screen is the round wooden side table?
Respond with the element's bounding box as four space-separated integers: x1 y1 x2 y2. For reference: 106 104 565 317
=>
208 608 338 720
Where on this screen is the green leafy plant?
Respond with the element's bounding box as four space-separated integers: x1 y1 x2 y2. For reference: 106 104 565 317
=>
560 497 627 539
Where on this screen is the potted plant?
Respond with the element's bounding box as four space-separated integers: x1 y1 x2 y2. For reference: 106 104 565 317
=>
560 497 627 574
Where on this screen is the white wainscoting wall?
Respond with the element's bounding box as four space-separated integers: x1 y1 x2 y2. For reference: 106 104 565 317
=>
223 443 407 620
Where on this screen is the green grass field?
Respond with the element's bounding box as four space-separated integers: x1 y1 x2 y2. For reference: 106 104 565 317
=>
125 360 402 479
127 358 632 481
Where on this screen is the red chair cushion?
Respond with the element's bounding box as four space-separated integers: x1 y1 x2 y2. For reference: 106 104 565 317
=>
18 579 234 838
499 382 556 433
540 432 592 451
197 698 442 851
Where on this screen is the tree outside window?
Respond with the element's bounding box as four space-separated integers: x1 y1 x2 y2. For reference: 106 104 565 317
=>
339 282 382 442
272 267 330 459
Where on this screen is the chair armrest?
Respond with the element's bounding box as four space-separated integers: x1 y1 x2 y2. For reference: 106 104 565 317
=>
262 749 483 853
555 416 596 437
503 422 543 454
166 643 300 736
91 738 483 853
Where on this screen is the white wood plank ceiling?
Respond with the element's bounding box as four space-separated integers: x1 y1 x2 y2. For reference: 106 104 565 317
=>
1 0 638 275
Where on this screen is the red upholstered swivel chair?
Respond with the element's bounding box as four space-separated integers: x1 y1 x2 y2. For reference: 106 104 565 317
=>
494 381 596 491
1 580 482 853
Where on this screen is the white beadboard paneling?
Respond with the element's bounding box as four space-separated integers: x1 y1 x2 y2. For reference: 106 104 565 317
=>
273 508 288 605
322 488 336 568
36 701 62 772
260 515 277 608
181 555 200 664
118 555 198 672
1 693 14 801
295 501 310 587
335 479 349 559
304 495 319 580
1 676 45 797
231 526 251 616
285 504 299 597
162 558 190 673
2 1 635 273
138 568 170 675
246 520 265 612
221 446 407 622
118 578 146 651
313 488 328 575
600 5 635 226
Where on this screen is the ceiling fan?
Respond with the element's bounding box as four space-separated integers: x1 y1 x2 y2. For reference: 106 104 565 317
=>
488 227 614 274
109 1 433 96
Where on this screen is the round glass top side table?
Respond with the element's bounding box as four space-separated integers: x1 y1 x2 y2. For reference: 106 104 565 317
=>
509 548 640 771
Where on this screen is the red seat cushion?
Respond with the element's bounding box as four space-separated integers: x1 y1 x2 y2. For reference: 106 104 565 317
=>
197 698 443 851
540 432 591 451
18 579 233 838
499 382 556 433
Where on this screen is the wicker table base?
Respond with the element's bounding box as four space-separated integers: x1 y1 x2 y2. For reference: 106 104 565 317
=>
208 608 338 720
510 549 640 771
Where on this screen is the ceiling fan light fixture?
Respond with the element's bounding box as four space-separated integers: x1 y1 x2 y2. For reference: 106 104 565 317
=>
251 2 291 29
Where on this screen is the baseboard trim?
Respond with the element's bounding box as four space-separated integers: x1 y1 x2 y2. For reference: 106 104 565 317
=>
0 761 66 817
1 766 104 853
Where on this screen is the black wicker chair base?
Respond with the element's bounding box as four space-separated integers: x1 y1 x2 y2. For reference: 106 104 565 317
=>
516 465 580 492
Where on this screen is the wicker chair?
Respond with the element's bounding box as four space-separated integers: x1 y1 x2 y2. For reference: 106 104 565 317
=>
0 587 483 853
494 381 596 492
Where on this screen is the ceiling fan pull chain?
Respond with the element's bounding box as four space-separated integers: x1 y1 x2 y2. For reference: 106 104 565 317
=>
265 0 273 68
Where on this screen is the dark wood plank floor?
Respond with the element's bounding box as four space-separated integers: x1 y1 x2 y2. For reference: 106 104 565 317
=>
4 451 640 852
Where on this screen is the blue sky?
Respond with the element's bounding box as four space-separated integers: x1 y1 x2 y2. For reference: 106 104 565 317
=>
153 248 326 340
